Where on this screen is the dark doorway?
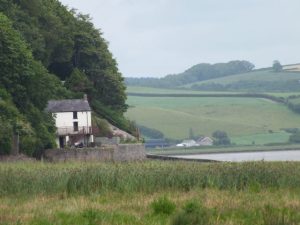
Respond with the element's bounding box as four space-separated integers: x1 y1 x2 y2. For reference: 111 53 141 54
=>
59 136 65 148
73 122 78 131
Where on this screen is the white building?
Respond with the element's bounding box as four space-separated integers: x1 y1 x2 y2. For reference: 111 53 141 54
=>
176 139 198 148
46 95 94 148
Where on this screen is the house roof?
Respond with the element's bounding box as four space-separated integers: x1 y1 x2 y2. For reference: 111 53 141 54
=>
46 99 91 113
197 137 213 142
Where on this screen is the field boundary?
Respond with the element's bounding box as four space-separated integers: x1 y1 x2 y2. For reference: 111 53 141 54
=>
127 92 285 103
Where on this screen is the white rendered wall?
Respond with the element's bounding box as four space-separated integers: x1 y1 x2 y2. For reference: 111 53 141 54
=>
53 111 92 129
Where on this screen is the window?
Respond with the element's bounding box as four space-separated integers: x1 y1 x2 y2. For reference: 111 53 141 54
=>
73 111 78 119
73 122 78 132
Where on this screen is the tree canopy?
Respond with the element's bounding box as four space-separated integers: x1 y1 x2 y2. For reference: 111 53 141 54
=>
0 0 130 155
126 60 255 88
272 60 283 72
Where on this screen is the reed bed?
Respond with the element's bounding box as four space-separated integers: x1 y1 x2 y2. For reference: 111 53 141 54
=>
1 161 300 196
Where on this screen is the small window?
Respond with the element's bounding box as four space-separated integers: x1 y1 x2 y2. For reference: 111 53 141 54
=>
73 122 78 132
73 111 78 119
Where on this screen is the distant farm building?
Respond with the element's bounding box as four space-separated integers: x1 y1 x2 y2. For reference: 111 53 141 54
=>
196 137 213 146
176 139 198 148
176 137 213 148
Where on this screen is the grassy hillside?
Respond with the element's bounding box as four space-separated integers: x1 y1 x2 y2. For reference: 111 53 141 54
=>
126 95 300 143
184 69 300 86
181 68 300 92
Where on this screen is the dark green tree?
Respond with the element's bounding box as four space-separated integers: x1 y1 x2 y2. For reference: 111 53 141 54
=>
189 128 195 139
273 60 282 72
289 132 300 143
212 130 231 146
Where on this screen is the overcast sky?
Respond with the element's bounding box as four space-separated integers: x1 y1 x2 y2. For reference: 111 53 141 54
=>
60 0 300 77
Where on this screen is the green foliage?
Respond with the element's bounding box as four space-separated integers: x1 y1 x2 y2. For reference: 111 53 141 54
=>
289 132 300 143
126 60 254 88
137 125 164 139
0 12 63 155
189 128 195 139
64 68 92 94
150 196 176 215
171 201 210 225
92 114 113 137
0 0 132 154
92 100 137 136
0 117 13 154
273 60 283 72
212 130 231 146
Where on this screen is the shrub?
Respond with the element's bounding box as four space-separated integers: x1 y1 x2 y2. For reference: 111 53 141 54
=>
212 130 231 146
289 132 300 143
150 196 176 215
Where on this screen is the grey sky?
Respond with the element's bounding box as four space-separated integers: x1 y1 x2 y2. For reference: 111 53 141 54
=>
60 0 300 77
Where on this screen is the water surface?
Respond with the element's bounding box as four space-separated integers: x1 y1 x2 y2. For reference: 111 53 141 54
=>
172 150 300 162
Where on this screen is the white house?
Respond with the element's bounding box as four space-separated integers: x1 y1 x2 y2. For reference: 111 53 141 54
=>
46 95 94 148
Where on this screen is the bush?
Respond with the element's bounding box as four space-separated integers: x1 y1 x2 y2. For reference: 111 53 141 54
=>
289 132 300 143
92 115 113 137
212 130 231 146
150 196 176 215
171 201 210 225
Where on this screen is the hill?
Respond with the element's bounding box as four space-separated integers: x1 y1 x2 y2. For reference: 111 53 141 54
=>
126 94 300 145
125 60 254 88
0 0 132 156
186 67 300 92
126 61 300 92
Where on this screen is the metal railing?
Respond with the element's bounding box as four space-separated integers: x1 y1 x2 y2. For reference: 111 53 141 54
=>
56 126 93 135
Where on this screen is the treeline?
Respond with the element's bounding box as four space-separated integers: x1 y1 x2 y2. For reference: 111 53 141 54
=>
0 0 131 155
137 125 164 139
191 80 300 92
126 60 254 88
287 96 300 114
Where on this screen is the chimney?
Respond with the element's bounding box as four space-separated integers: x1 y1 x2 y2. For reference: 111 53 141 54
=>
83 94 88 101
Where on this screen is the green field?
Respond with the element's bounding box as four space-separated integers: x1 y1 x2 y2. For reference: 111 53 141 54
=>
2 161 300 225
183 69 300 87
126 95 300 143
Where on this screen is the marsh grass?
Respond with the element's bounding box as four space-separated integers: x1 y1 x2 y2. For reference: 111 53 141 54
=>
2 161 300 224
1 161 300 196
1 189 300 225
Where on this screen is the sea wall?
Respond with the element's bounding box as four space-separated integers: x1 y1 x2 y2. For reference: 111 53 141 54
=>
44 144 146 162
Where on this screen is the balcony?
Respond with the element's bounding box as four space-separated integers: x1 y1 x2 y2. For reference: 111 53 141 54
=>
56 126 93 136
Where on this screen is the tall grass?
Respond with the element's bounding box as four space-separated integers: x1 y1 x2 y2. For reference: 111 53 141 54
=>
1 161 300 196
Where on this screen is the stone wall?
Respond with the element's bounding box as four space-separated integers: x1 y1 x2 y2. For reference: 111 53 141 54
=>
44 144 146 162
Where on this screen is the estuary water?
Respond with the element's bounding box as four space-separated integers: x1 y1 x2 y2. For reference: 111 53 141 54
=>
172 150 300 162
